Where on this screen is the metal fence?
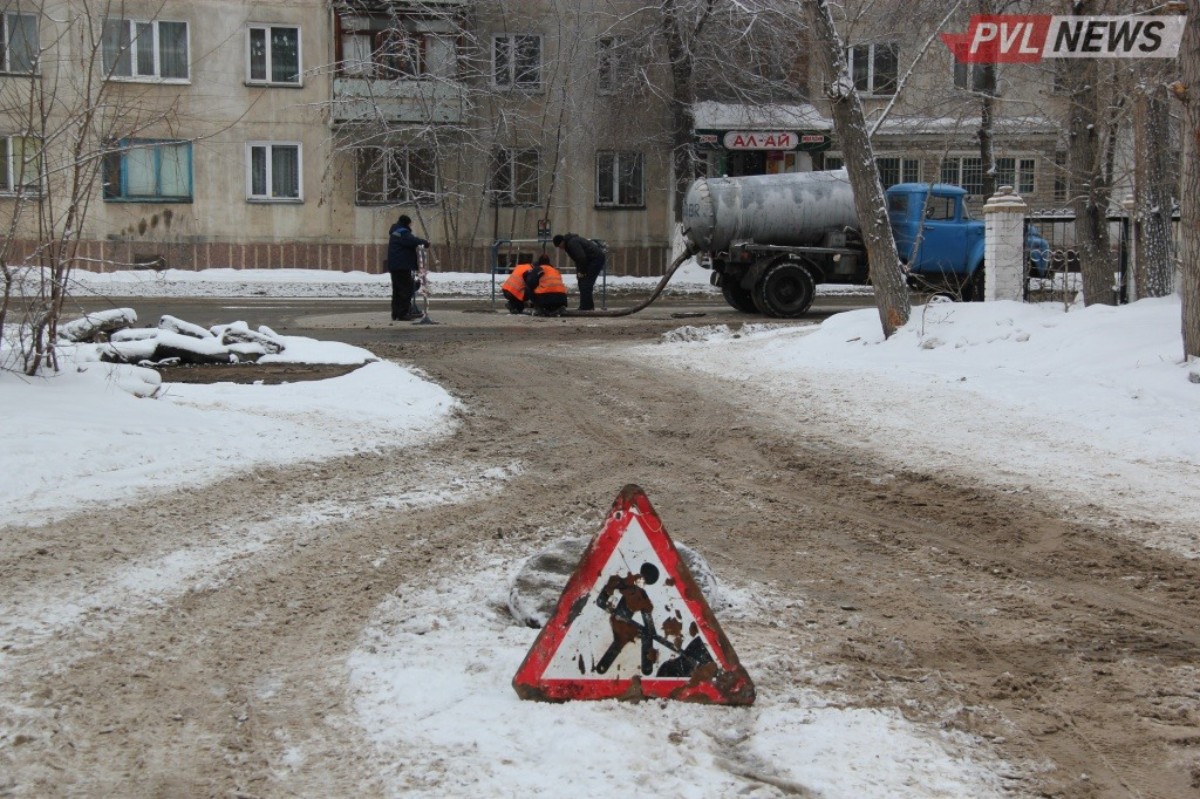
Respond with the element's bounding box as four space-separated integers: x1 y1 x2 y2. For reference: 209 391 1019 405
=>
1026 210 1180 304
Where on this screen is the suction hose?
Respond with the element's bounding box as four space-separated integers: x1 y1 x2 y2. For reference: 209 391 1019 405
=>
561 245 698 318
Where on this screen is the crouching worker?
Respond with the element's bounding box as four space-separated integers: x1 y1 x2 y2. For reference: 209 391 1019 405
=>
501 255 568 316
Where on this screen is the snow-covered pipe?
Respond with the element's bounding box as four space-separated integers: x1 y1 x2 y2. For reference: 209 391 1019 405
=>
682 169 859 253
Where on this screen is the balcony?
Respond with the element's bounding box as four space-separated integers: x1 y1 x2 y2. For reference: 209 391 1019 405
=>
332 77 464 125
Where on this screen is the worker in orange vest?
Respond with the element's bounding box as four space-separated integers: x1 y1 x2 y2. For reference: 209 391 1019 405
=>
500 255 568 316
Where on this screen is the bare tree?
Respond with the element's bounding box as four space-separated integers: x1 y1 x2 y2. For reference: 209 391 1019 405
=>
1 1 184 375
1175 6 1200 359
803 0 909 336
1057 0 1125 307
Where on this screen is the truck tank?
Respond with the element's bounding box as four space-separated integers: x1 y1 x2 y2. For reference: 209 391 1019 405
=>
682 169 859 253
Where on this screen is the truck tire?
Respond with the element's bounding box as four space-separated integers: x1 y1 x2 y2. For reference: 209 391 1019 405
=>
721 282 757 313
752 260 816 318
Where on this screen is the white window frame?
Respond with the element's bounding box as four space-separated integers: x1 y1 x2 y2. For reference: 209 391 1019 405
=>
246 142 303 202
102 18 190 82
940 155 984 195
492 34 541 90
941 154 1035 196
875 156 921 188
823 152 918 188
0 134 41 194
1 12 38 74
847 42 897 96
995 156 1036 195
247 24 302 86
595 150 644 208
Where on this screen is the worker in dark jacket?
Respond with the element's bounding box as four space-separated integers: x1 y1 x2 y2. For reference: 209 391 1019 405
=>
386 214 429 321
553 233 605 311
500 255 568 316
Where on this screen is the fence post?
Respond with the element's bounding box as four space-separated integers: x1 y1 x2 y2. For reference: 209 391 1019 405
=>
983 185 1028 302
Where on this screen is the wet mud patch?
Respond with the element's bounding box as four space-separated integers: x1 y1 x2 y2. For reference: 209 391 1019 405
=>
154 362 365 384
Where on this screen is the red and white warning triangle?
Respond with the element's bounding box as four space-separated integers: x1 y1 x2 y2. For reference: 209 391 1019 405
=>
513 484 755 704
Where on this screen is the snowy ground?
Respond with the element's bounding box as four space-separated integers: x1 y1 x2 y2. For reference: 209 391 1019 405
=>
4 265 1197 797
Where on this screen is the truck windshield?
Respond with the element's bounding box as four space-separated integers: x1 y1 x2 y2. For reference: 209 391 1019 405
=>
887 194 908 217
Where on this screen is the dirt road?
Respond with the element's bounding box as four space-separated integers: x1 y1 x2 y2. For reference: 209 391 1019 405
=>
2 301 1198 798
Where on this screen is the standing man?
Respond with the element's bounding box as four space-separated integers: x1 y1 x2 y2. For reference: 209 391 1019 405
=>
553 233 606 312
386 214 429 321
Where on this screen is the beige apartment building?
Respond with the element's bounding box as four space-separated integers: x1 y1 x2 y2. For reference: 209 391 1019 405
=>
0 1 1073 277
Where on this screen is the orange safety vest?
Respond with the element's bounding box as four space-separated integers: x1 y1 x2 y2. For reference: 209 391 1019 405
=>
501 263 535 301
532 264 566 296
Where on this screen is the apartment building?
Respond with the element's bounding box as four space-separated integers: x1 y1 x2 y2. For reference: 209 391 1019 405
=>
0 1 1074 277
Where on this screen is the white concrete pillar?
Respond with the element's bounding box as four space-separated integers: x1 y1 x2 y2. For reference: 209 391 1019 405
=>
983 185 1029 302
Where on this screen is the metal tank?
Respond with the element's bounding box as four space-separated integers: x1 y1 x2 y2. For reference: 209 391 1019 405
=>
682 169 859 253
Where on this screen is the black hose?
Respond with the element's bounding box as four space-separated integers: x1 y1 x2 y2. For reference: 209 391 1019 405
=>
561 245 698 317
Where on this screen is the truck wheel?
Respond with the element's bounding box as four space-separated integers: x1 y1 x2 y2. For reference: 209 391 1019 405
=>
752 260 815 318
721 283 757 313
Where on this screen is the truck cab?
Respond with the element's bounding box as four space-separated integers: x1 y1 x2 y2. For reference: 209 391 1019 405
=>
886 183 1049 300
888 183 984 289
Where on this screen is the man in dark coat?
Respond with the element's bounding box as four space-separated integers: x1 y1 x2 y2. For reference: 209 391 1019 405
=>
553 233 606 311
386 214 429 321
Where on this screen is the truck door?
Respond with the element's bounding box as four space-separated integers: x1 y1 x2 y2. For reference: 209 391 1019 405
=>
914 194 973 277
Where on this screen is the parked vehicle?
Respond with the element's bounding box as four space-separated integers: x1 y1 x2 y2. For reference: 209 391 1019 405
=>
682 169 1050 317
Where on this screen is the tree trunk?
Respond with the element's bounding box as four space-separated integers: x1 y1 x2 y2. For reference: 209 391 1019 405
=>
1133 82 1176 300
978 65 997 199
803 0 909 337
1064 55 1115 307
661 0 705 224
1178 11 1200 359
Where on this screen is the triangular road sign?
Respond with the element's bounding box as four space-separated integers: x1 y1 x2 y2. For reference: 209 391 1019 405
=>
513 485 755 704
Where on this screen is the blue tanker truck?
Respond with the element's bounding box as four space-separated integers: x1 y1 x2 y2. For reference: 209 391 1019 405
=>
681 169 1049 317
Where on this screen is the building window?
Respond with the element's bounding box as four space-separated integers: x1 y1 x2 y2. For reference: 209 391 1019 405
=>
953 62 998 95
876 156 920 188
0 135 40 193
490 147 539 205
1 13 38 74
848 42 897 95
995 157 1035 195
336 13 458 80
102 19 189 81
355 147 436 205
248 25 300 85
822 153 917 188
597 37 630 94
248 143 301 202
941 155 1035 196
940 156 985 195
493 34 541 89
102 139 192 202
596 150 644 207
340 26 423 78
